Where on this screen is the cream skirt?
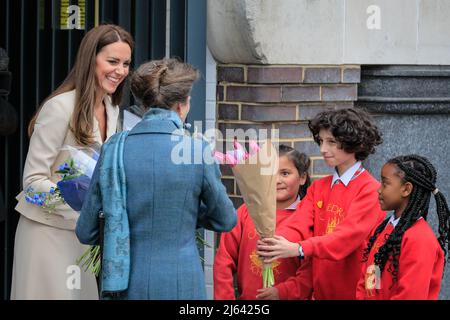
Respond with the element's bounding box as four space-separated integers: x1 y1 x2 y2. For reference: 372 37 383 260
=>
10 215 99 300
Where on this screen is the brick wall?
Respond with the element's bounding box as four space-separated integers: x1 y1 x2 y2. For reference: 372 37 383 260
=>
204 48 217 300
216 64 361 208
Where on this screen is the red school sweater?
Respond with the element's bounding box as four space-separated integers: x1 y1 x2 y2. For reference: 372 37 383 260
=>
356 218 444 300
214 205 301 300
275 170 386 300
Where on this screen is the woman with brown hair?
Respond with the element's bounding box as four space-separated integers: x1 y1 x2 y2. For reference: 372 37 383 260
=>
76 58 237 299
11 24 133 299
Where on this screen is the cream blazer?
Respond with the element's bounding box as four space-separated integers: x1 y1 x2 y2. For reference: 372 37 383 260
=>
15 89 120 230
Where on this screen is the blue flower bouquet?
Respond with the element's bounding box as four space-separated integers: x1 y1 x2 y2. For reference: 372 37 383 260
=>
24 185 64 215
55 145 99 211
24 145 99 213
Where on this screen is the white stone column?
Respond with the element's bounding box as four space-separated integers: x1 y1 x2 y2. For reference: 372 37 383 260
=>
207 0 450 65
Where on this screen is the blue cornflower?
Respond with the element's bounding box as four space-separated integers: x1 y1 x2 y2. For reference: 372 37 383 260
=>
34 194 40 200
31 199 37 205
25 196 32 203
50 187 55 194
37 199 44 206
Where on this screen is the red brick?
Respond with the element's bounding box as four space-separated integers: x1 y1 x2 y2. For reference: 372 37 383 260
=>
218 66 245 83
342 68 361 83
241 104 296 122
218 123 272 141
247 66 302 84
218 104 239 120
298 103 353 120
322 85 357 101
334 103 354 110
217 85 225 101
227 86 281 103
294 140 321 156
275 123 311 139
304 67 341 83
282 86 321 102
221 178 235 194
313 159 334 175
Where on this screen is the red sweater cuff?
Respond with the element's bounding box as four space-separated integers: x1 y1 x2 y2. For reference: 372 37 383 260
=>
275 283 289 300
300 240 313 258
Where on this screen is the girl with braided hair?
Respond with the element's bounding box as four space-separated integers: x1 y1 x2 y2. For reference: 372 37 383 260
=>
357 154 449 300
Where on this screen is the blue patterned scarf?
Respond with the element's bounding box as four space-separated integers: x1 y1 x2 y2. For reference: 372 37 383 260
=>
98 108 184 296
99 130 130 295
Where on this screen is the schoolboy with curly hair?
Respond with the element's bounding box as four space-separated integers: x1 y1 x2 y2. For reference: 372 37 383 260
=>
256 108 386 300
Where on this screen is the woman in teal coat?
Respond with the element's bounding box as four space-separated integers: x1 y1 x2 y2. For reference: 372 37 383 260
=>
76 59 237 300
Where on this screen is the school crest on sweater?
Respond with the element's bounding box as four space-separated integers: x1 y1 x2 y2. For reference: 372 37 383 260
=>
247 229 281 276
319 202 345 235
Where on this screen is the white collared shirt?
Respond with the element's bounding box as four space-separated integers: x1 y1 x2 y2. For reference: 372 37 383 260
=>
331 161 364 188
388 214 401 228
387 214 422 229
285 195 301 210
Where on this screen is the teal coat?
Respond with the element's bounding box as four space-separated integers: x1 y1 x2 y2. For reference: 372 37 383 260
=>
76 108 236 299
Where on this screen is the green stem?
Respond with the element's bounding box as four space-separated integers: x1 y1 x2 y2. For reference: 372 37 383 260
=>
262 265 274 288
77 245 101 276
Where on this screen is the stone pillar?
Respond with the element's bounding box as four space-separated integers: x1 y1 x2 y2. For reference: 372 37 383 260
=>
358 65 450 299
208 0 450 65
216 64 361 207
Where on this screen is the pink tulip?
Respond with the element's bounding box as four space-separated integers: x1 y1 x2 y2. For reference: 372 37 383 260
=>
213 151 226 164
249 140 261 155
224 152 238 166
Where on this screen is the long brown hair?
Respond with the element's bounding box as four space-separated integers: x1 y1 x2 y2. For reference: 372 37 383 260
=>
130 58 199 110
28 24 134 146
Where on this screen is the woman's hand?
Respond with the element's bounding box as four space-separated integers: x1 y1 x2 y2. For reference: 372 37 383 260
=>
256 287 280 300
256 235 300 263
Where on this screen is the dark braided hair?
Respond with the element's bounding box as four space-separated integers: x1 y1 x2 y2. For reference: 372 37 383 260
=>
363 155 450 282
278 145 311 199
